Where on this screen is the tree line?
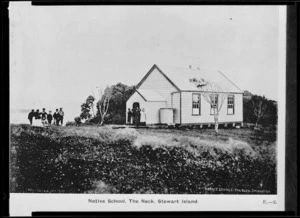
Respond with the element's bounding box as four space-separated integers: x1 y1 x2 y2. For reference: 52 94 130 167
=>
71 84 277 130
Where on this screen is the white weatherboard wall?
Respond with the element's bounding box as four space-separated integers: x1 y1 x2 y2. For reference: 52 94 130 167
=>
126 91 166 124
171 92 181 124
181 92 243 124
146 101 166 124
138 68 178 107
160 108 174 124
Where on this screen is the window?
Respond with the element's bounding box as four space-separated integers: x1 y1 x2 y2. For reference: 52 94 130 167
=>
192 93 201 115
227 95 235 114
210 94 218 115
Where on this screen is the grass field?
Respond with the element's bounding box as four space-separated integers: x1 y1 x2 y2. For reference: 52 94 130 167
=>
10 124 277 194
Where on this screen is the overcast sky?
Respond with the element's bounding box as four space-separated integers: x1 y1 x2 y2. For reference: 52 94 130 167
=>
9 3 284 123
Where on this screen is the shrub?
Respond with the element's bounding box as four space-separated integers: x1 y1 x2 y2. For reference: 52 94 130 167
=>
66 121 76 126
243 94 277 128
86 116 101 125
74 117 82 125
10 125 276 194
133 135 258 159
95 83 135 125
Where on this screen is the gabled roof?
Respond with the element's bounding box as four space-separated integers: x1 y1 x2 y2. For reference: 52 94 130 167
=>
137 64 243 93
157 65 243 93
136 65 181 91
136 89 166 102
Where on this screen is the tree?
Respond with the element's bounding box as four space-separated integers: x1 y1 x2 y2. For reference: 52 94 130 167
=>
191 77 226 134
97 87 111 126
80 102 91 120
243 94 277 129
80 83 135 126
86 95 96 118
251 96 267 128
94 83 135 125
80 95 95 121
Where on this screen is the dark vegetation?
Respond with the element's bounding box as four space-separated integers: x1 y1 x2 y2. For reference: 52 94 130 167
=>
72 83 135 126
243 91 277 129
80 95 96 121
96 83 135 124
10 124 276 194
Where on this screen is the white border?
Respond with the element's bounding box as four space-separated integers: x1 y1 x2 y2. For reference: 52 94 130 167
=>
9 6 287 216
276 4 287 212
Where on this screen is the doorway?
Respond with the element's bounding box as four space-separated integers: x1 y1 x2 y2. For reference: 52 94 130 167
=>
132 102 140 111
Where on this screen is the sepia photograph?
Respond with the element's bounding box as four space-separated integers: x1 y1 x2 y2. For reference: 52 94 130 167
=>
9 2 286 214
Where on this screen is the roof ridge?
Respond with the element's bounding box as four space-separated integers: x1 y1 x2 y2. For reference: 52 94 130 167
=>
217 70 243 92
161 65 221 72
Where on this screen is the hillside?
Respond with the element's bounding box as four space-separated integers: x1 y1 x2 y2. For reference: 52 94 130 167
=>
10 124 276 194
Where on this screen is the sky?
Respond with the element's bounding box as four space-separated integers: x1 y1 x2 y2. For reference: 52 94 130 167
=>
9 3 285 123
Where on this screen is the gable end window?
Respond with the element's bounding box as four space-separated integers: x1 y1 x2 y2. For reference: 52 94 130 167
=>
192 93 201 115
227 95 235 115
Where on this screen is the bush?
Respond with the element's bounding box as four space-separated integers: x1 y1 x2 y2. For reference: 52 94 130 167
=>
66 121 76 126
95 83 135 125
87 116 101 125
10 125 276 194
74 117 82 125
243 94 277 128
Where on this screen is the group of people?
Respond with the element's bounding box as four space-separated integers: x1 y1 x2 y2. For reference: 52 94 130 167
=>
127 106 146 127
28 108 65 127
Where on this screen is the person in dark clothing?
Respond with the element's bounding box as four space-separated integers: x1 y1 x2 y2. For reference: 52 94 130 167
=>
53 109 60 126
135 107 141 128
28 109 35 125
41 108 47 126
59 108 64 126
35 109 41 119
127 108 133 125
41 108 47 119
33 109 41 126
132 109 136 125
47 111 53 126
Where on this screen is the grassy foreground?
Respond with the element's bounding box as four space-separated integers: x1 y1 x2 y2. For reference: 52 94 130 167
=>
10 124 276 194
